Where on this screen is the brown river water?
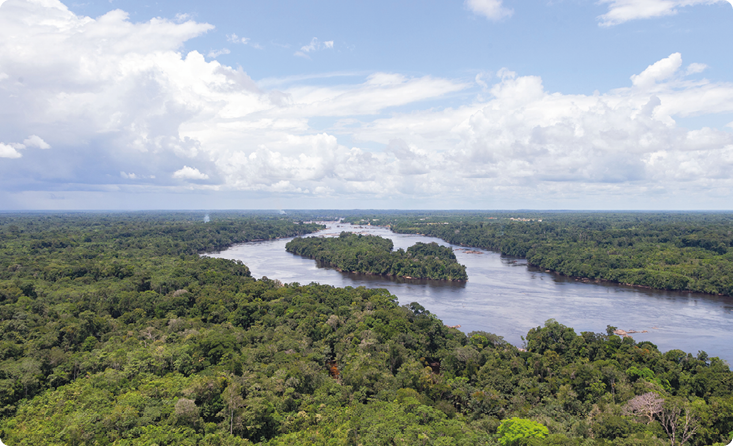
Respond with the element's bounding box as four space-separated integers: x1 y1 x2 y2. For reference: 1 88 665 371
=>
208 223 733 364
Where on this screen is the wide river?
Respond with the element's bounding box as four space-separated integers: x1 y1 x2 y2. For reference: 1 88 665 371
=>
209 222 733 364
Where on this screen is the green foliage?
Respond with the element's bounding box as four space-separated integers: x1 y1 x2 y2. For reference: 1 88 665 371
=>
626 366 672 391
286 232 468 280
0 212 731 445
497 417 549 445
355 211 733 296
265 401 493 445
525 319 578 357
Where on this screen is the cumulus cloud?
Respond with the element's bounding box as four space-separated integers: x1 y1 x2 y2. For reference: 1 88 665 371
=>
349 52 733 204
2 1 733 208
0 135 51 158
630 52 682 88
0 143 23 159
0 0 464 196
465 0 513 21
23 135 51 149
173 166 209 180
598 0 733 26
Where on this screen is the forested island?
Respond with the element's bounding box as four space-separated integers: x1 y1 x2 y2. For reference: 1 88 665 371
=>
340 212 733 297
0 212 732 445
285 232 468 281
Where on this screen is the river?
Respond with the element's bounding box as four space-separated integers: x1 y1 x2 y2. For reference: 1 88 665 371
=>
208 222 733 364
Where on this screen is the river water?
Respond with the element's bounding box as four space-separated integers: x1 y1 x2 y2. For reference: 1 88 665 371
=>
208 223 733 364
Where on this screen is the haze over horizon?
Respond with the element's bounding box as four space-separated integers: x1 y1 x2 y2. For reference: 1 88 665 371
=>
1 0 733 210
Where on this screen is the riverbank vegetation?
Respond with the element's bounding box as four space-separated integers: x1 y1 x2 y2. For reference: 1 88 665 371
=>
285 232 468 281
0 213 732 445
343 212 733 297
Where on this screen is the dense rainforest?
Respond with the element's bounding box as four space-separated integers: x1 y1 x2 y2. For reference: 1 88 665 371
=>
342 212 733 297
285 232 468 281
0 212 731 445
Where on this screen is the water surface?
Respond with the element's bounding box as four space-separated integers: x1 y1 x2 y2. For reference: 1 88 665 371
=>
208 223 733 363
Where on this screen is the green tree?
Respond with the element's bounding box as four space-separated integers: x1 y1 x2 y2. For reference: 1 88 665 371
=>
497 418 549 446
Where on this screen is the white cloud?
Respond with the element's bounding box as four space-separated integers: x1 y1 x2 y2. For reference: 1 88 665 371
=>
475 71 492 90
0 143 23 159
207 48 230 58
0 0 466 192
277 74 468 116
630 52 682 88
465 0 513 21
348 53 733 203
0 135 50 158
2 1 733 208
294 37 334 58
173 166 209 180
225 33 262 49
226 33 249 44
175 13 192 23
686 63 708 75
300 38 319 53
23 135 51 149
598 0 733 26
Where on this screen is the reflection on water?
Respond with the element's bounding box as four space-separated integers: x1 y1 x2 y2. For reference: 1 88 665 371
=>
208 223 733 364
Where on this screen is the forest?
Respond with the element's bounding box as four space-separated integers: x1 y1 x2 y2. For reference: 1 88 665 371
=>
341 212 733 297
285 232 468 281
0 212 731 445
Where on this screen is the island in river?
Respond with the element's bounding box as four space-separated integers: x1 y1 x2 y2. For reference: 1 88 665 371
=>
285 232 468 281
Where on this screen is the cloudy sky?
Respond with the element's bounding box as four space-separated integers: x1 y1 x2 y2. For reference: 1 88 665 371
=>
1 0 732 210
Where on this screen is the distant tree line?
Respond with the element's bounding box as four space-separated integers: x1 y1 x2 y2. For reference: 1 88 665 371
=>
377 213 733 296
285 232 468 281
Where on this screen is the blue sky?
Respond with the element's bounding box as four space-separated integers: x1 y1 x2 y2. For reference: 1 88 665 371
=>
1 0 733 209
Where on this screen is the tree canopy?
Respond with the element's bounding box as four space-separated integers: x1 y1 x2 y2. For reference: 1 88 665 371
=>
0 212 732 445
285 232 468 281
363 212 733 296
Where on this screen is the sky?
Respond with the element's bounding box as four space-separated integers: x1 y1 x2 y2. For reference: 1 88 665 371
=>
1 0 733 210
